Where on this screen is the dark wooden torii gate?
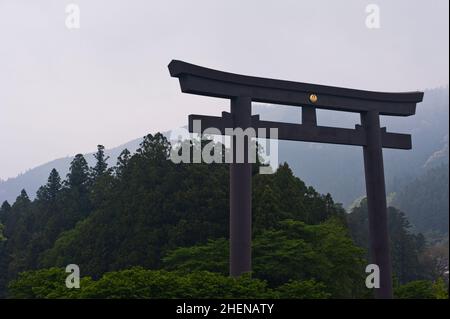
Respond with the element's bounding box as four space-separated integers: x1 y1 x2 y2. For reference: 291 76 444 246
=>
168 60 423 299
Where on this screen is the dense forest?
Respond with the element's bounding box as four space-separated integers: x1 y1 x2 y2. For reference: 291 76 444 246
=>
0 134 448 298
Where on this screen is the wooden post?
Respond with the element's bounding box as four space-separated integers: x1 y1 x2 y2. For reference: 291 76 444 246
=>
362 111 393 299
229 96 252 277
302 107 317 126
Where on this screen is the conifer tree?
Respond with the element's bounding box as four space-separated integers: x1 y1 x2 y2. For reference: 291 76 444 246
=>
0 201 11 224
66 154 90 190
115 149 131 177
91 145 109 180
36 169 61 202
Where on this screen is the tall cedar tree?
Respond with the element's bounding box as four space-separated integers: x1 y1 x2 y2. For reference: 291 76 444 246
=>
91 145 110 180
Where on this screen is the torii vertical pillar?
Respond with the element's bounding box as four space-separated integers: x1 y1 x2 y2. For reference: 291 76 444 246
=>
362 111 393 299
229 96 252 277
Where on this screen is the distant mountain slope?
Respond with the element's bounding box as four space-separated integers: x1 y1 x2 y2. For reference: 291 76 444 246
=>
392 163 449 236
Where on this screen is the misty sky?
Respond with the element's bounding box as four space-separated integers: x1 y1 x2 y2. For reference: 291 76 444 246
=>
0 0 448 180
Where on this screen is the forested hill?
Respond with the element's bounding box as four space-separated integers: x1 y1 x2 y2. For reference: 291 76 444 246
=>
0 134 446 299
392 163 449 237
0 134 351 297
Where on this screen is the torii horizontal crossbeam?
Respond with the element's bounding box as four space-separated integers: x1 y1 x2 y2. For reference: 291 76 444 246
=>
188 114 412 149
169 60 424 116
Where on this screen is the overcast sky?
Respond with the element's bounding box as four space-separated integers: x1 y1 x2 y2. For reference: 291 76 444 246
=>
0 0 448 180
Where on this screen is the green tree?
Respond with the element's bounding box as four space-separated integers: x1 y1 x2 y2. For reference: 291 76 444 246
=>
36 169 62 202
395 279 449 299
0 201 11 225
0 223 5 242
274 280 330 299
64 153 92 218
253 184 282 233
163 219 366 298
8 267 332 299
1 190 32 289
115 149 131 177
91 145 110 180
66 154 90 190
347 199 427 284
137 133 171 161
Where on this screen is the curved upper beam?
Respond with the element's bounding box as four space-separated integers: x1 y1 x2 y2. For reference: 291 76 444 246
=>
168 60 424 116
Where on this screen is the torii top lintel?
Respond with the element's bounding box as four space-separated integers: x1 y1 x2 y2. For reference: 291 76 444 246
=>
168 60 423 117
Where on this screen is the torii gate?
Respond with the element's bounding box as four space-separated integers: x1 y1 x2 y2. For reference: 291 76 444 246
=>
168 60 424 299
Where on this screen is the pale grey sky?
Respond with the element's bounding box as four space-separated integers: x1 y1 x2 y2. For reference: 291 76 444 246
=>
0 0 448 179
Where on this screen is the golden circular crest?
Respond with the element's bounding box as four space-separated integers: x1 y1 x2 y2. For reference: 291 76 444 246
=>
309 94 318 103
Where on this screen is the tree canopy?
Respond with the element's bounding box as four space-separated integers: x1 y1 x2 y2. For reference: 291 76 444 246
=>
0 133 446 299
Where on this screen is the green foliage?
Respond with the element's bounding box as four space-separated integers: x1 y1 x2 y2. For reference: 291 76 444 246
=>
0 132 435 299
432 278 449 299
34 135 344 283
66 154 90 190
36 169 61 202
274 280 330 299
394 279 449 299
0 223 5 242
0 201 11 224
91 145 110 179
252 164 345 226
163 239 229 274
347 199 427 284
8 267 333 299
7 267 90 299
79 269 274 299
38 135 229 277
163 219 366 298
